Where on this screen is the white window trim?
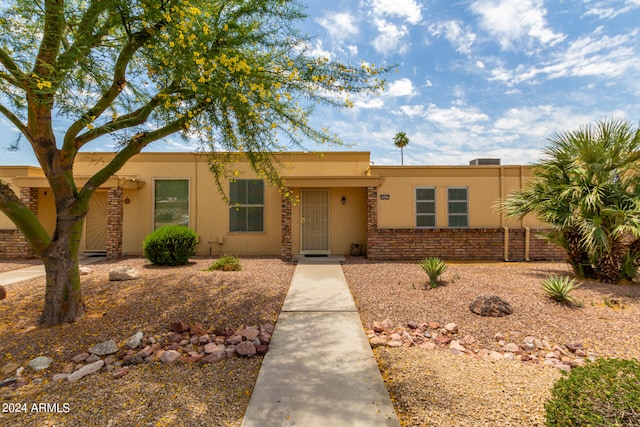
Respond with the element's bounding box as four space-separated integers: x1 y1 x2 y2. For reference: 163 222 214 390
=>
415 186 436 229
447 186 468 228
152 178 191 230
229 179 265 233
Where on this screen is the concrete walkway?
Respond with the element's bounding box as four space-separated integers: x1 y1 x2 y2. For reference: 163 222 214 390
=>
0 257 105 286
242 258 400 427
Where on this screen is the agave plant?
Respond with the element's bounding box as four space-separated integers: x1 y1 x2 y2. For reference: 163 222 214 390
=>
541 275 581 305
420 257 448 289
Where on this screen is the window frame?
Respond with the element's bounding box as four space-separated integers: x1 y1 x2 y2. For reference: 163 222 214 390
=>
447 187 469 228
415 186 436 229
229 179 265 233
152 178 190 230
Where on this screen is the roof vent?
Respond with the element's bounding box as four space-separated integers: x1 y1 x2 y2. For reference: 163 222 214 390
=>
469 158 500 165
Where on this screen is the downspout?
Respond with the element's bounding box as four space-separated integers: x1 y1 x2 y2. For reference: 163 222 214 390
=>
524 226 531 261
500 166 509 261
521 165 530 261
503 226 509 261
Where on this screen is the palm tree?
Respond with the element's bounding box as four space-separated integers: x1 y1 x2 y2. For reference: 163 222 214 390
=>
393 132 409 165
500 118 640 283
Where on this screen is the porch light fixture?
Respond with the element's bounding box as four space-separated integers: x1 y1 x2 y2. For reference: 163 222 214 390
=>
341 196 346 205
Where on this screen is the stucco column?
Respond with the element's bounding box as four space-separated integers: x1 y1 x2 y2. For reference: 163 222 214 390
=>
106 187 123 259
280 188 293 261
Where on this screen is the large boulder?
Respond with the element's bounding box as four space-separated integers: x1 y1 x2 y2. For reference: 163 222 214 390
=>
469 295 513 317
109 266 140 281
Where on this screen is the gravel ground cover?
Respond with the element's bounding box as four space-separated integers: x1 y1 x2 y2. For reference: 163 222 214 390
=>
0 257 295 427
2 256 639 426
342 258 640 427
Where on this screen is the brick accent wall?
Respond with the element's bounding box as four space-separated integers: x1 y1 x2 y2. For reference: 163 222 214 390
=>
106 188 123 259
366 227 566 261
0 230 34 259
280 188 293 261
366 186 377 232
0 187 39 259
20 187 39 215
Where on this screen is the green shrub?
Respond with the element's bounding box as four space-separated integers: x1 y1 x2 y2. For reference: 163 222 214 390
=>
143 225 197 266
420 257 448 289
541 275 581 305
545 358 640 426
207 255 242 271
621 253 639 281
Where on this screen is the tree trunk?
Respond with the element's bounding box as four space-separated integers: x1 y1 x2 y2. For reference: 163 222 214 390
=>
564 229 595 279
38 218 86 326
596 241 626 284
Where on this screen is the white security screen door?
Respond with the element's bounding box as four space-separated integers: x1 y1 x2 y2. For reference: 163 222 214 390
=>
85 191 108 252
301 189 329 253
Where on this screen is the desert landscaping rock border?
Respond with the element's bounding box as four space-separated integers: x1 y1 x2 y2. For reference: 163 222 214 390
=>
368 318 593 372
1 320 274 388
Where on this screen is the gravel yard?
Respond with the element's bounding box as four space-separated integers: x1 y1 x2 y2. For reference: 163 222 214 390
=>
1 256 639 426
343 258 640 427
0 257 295 427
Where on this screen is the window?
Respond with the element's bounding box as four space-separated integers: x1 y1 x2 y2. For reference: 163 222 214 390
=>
154 179 189 229
448 187 468 227
229 179 264 232
416 187 436 228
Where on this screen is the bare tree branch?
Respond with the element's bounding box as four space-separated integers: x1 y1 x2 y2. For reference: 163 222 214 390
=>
80 108 199 200
33 0 65 80
56 1 114 72
0 48 26 86
0 102 31 143
62 23 163 155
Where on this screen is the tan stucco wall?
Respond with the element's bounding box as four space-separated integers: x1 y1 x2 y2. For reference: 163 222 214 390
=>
0 153 545 258
370 165 545 229
71 152 372 256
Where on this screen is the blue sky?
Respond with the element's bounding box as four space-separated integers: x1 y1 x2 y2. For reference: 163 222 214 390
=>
2 0 640 166
302 0 640 165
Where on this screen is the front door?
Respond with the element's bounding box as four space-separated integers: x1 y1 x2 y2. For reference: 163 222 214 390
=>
85 191 108 253
301 189 329 253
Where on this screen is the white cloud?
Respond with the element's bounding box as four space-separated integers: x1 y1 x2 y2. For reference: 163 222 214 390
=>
429 20 477 54
470 0 566 51
386 78 417 97
308 40 334 59
346 45 359 56
582 0 640 19
399 105 424 116
350 94 385 110
424 103 490 128
369 0 423 25
487 29 640 84
372 18 410 54
316 12 359 42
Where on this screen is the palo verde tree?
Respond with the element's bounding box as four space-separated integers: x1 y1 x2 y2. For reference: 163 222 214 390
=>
500 118 640 283
0 0 390 326
393 131 409 165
